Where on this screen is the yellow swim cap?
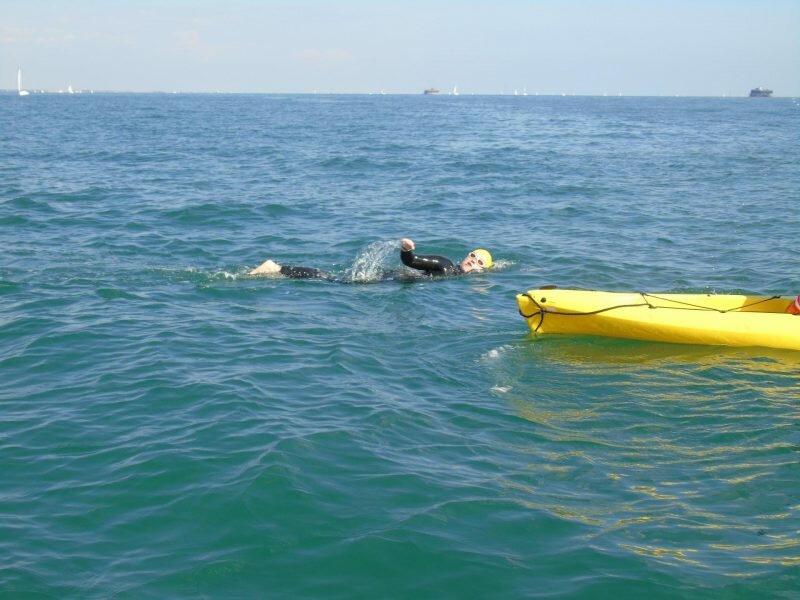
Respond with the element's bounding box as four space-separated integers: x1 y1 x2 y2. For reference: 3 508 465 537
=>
472 249 493 269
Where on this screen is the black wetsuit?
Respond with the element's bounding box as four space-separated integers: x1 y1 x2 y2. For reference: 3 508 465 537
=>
400 249 463 276
275 249 463 280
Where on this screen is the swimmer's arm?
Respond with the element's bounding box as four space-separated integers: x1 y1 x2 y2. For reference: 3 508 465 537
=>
400 239 454 274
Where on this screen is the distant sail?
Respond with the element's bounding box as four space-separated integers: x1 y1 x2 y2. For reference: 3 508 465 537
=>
17 67 30 96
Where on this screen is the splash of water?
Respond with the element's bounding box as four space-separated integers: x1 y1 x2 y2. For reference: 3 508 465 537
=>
345 240 400 283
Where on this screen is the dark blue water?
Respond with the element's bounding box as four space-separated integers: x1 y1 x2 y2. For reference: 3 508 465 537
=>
1 93 799 599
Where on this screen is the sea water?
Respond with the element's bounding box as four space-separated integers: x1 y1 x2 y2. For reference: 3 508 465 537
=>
1 93 798 599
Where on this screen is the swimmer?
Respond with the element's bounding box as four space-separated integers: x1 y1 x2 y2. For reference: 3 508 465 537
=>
399 238 492 275
249 239 493 279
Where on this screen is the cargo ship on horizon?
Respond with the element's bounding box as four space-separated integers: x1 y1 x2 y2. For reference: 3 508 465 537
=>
749 87 773 97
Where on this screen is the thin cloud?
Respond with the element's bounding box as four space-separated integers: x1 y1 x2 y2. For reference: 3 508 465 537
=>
0 26 76 46
296 48 353 63
173 29 217 63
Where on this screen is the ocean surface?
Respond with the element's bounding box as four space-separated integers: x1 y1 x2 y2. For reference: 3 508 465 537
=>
1 92 799 599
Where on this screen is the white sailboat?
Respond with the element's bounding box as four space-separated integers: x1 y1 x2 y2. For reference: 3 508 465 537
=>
17 67 30 96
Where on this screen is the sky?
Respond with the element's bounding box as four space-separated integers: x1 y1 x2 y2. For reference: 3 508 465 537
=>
2 0 799 96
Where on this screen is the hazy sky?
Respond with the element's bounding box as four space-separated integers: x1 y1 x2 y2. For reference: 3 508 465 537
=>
3 0 799 96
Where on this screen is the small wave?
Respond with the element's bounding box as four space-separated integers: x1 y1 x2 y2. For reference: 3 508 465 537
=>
490 385 512 393
163 203 233 223
3 196 44 210
0 280 21 294
152 266 251 285
96 288 146 301
489 259 514 271
214 270 246 280
0 214 29 226
319 156 374 169
482 344 515 362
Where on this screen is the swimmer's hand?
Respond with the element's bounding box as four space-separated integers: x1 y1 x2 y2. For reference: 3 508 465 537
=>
250 259 282 275
401 239 415 252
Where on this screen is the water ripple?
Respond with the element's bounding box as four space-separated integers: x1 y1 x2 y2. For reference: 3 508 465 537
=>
1 94 798 598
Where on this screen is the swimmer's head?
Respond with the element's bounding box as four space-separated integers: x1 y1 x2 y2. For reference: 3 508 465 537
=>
460 248 493 273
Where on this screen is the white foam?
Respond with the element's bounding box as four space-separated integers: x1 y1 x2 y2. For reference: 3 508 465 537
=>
482 344 513 361
345 240 399 282
490 385 512 393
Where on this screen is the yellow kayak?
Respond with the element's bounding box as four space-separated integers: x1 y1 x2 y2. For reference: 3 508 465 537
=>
516 289 800 351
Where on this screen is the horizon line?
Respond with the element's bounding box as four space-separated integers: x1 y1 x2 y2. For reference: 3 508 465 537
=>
2 89 795 99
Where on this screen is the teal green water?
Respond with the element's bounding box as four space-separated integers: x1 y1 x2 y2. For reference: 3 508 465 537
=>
1 94 799 598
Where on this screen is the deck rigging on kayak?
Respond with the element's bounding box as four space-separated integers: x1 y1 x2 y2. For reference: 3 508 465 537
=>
517 289 800 351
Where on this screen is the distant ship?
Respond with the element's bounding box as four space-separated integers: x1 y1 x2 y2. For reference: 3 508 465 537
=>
749 87 773 97
423 88 440 95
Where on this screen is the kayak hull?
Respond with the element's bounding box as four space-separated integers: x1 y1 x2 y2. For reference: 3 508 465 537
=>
516 289 800 351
